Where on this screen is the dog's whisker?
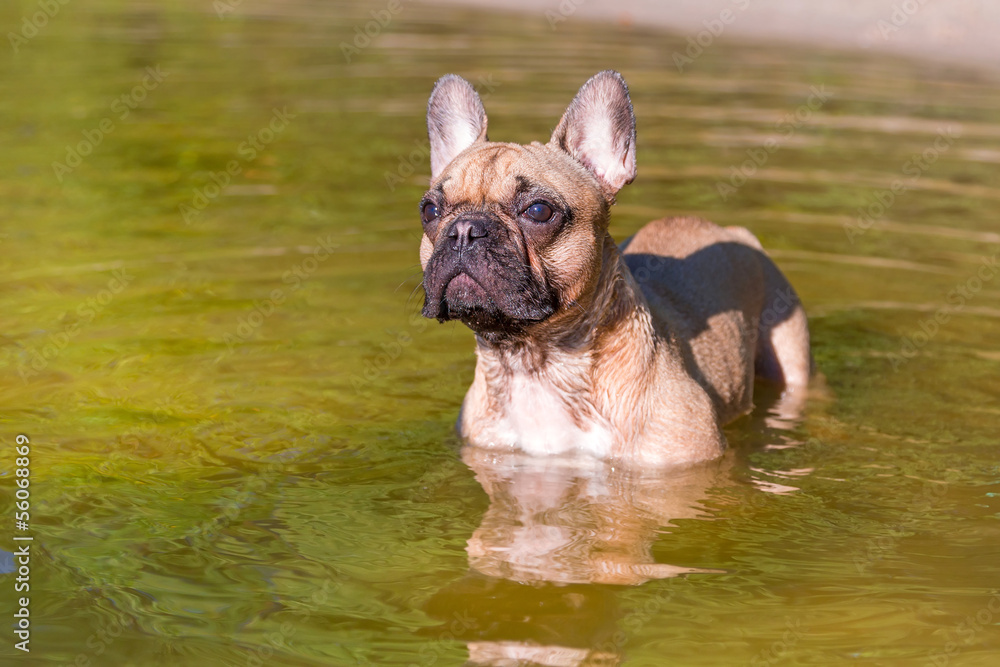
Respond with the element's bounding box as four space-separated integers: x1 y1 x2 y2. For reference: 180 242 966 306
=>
394 266 424 294
405 281 425 310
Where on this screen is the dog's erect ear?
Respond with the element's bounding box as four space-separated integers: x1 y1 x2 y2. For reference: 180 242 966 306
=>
427 74 488 181
549 70 637 197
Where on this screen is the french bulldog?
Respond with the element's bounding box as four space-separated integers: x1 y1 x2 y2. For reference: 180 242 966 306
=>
418 70 811 467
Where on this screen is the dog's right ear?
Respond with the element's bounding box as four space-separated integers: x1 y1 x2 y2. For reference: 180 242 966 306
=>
427 74 488 181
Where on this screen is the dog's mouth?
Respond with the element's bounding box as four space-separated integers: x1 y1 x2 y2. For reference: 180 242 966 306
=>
441 271 507 331
443 272 487 312
422 262 557 335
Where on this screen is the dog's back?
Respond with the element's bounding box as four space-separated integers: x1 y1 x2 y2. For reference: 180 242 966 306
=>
621 216 811 423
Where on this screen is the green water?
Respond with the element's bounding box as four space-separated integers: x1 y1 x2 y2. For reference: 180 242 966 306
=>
2 0 999 665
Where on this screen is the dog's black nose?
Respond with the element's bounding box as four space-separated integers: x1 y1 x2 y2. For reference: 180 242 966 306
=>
447 218 488 252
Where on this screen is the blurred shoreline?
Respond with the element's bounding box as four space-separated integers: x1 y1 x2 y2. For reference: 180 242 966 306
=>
425 0 999 76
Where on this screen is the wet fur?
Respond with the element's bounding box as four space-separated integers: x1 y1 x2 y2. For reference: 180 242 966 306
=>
420 72 811 467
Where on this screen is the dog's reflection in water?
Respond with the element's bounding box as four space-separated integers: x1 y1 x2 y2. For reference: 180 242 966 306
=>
424 447 730 666
463 447 727 586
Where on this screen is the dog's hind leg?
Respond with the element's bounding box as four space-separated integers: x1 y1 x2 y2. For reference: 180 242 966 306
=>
754 257 812 390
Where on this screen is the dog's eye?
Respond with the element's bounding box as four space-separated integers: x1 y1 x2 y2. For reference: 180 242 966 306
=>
524 202 554 223
421 201 440 224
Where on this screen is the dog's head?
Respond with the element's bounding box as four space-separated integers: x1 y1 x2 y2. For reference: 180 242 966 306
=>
418 71 637 342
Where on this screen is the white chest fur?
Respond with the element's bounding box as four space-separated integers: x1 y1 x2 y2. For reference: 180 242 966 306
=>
487 373 614 458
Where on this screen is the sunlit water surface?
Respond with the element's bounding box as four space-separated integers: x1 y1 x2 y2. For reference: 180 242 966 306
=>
1 1 999 665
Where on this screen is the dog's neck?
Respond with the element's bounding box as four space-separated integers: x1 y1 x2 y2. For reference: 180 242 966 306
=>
473 234 658 401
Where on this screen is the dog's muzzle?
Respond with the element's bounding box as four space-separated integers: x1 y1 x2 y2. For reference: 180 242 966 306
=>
421 213 557 333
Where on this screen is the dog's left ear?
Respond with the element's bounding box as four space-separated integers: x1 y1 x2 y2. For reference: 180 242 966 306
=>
549 70 637 197
427 74 489 181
